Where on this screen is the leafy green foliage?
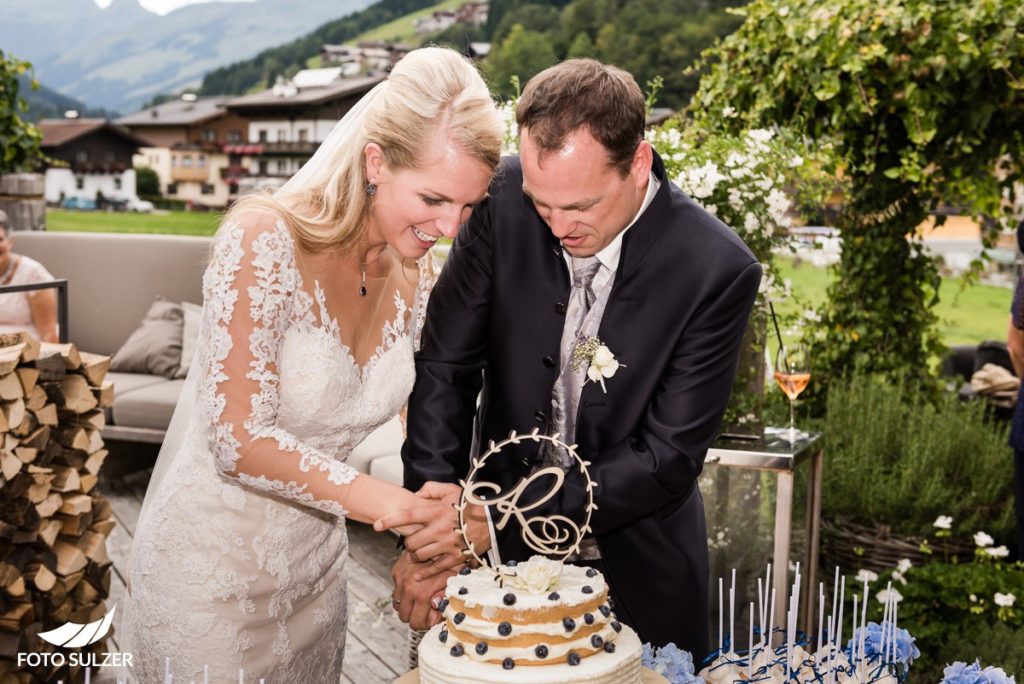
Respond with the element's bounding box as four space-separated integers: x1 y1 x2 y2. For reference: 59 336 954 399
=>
135 167 160 197
198 0 439 96
820 373 1014 541
484 0 744 104
866 555 1024 681
691 0 1024 402
0 50 43 175
485 25 560 93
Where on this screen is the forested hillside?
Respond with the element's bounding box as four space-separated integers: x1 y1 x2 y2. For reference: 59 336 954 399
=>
198 0 439 96
197 0 745 109
480 0 744 107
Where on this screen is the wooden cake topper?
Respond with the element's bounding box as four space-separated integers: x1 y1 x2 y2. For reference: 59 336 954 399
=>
455 428 597 575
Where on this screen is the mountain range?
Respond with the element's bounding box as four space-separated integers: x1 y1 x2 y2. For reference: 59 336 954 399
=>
1 0 375 115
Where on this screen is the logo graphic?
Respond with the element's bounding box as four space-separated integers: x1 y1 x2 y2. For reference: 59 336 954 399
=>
37 604 116 648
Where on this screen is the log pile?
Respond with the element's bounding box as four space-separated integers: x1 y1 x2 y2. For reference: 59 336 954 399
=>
0 334 115 683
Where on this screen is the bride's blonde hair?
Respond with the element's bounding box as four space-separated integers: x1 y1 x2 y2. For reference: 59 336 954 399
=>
224 46 502 252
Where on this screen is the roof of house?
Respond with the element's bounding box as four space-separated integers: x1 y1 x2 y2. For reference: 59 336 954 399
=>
291 67 345 89
38 118 149 148
116 96 233 127
225 75 384 112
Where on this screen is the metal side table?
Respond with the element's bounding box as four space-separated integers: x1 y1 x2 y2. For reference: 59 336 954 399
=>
706 429 824 632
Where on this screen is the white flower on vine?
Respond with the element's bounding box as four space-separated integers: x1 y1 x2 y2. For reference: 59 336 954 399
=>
985 545 1010 558
743 212 759 233
722 105 737 118
994 592 1016 608
789 155 804 168
974 531 994 547
855 569 878 584
767 188 791 227
802 309 822 323
933 515 953 530
748 129 775 144
728 188 744 212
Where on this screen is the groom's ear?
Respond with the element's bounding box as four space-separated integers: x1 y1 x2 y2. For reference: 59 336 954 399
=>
364 143 386 182
630 140 653 188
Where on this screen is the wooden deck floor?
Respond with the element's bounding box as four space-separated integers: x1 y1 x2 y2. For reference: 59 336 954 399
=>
95 469 410 683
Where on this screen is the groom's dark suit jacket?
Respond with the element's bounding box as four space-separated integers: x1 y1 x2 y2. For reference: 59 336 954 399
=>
403 152 761 660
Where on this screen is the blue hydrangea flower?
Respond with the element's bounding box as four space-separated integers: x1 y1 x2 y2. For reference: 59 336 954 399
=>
848 621 920 666
642 642 704 684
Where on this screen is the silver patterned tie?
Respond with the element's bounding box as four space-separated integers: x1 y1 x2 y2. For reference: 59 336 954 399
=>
548 256 601 463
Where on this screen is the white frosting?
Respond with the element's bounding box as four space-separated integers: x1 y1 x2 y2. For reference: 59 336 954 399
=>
419 622 644 684
446 560 607 612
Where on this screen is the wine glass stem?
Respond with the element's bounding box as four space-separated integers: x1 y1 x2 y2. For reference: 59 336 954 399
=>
788 398 796 442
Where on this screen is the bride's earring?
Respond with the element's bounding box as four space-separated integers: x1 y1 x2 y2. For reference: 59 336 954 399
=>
365 179 377 196
358 263 367 297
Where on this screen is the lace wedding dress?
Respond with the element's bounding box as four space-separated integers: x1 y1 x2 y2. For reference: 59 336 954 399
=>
124 215 429 682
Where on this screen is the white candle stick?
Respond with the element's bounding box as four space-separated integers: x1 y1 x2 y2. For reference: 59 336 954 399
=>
767 587 776 651
204 665 209 684
165 657 172 684
860 580 869 679
836 576 846 682
817 583 825 660
851 593 859 677
758 577 765 647
730 568 737 653
826 614 835 684
239 669 244 684
85 668 91 684
749 601 755 682
719 576 724 655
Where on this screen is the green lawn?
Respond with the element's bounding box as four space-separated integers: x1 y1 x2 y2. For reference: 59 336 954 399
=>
776 256 1008 347
44 210 1009 348
46 209 221 236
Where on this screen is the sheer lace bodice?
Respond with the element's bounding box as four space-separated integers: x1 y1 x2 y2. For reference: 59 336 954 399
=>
124 214 433 682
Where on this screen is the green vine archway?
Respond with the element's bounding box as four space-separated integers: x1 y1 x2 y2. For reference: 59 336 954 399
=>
691 0 1024 400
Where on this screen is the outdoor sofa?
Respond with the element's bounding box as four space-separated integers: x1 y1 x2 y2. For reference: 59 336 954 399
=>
15 230 404 483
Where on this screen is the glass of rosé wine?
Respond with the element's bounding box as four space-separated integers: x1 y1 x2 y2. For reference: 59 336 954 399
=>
774 343 810 443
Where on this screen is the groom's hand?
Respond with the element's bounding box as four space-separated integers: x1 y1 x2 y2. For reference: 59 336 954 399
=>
390 553 454 630
374 482 490 580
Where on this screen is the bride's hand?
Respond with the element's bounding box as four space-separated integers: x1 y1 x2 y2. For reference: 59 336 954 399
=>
373 482 490 579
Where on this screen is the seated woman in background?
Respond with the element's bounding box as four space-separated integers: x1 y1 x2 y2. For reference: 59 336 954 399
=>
0 210 58 343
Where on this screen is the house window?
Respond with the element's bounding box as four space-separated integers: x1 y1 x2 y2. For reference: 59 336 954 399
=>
171 155 178 168
114 177 122 190
167 183 178 194
298 129 308 142
258 161 268 175
198 155 206 169
203 129 216 142
201 183 215 195
258 130 268 143
278 129 288 142
228 130 242 143
76 150 88 163
104 151 115 162
276 160 285 174
75 176 84 190
183 156 193 168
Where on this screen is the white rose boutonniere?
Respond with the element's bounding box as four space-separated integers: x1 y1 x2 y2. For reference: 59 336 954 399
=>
573 336 624 393
505 556 563 595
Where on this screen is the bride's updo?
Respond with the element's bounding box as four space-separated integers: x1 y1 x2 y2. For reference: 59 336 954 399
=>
226 46 503 251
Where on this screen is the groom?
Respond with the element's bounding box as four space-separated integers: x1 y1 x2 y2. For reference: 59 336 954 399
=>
388 58 761 660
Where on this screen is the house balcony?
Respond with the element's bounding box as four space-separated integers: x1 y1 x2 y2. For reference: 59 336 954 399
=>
257 141 318 156
171 166 211 182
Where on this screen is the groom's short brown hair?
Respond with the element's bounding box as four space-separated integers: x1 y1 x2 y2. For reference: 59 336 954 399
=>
515 59 646 177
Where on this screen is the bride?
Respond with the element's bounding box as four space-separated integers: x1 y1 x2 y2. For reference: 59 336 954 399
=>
123 47 502 682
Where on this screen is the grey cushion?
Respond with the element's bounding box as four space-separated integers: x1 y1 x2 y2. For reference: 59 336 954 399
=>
110 298 183 379
112 378 187 431
102 371 167 423
348 417 405 473
369 455 404 487
174 301 202 379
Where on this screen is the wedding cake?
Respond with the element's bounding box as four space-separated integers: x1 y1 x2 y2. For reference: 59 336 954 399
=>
417 556 643 683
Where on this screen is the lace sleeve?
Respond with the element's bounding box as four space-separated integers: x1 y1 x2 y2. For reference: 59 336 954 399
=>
201 216 359 518
413 249 442 350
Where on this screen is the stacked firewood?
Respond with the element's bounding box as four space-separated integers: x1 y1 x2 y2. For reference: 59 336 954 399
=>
0 333 115 683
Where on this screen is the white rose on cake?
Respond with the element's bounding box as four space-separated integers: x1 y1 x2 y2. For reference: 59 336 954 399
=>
506 556 563 595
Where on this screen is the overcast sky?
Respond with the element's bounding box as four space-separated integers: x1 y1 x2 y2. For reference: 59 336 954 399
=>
93 0 256 16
